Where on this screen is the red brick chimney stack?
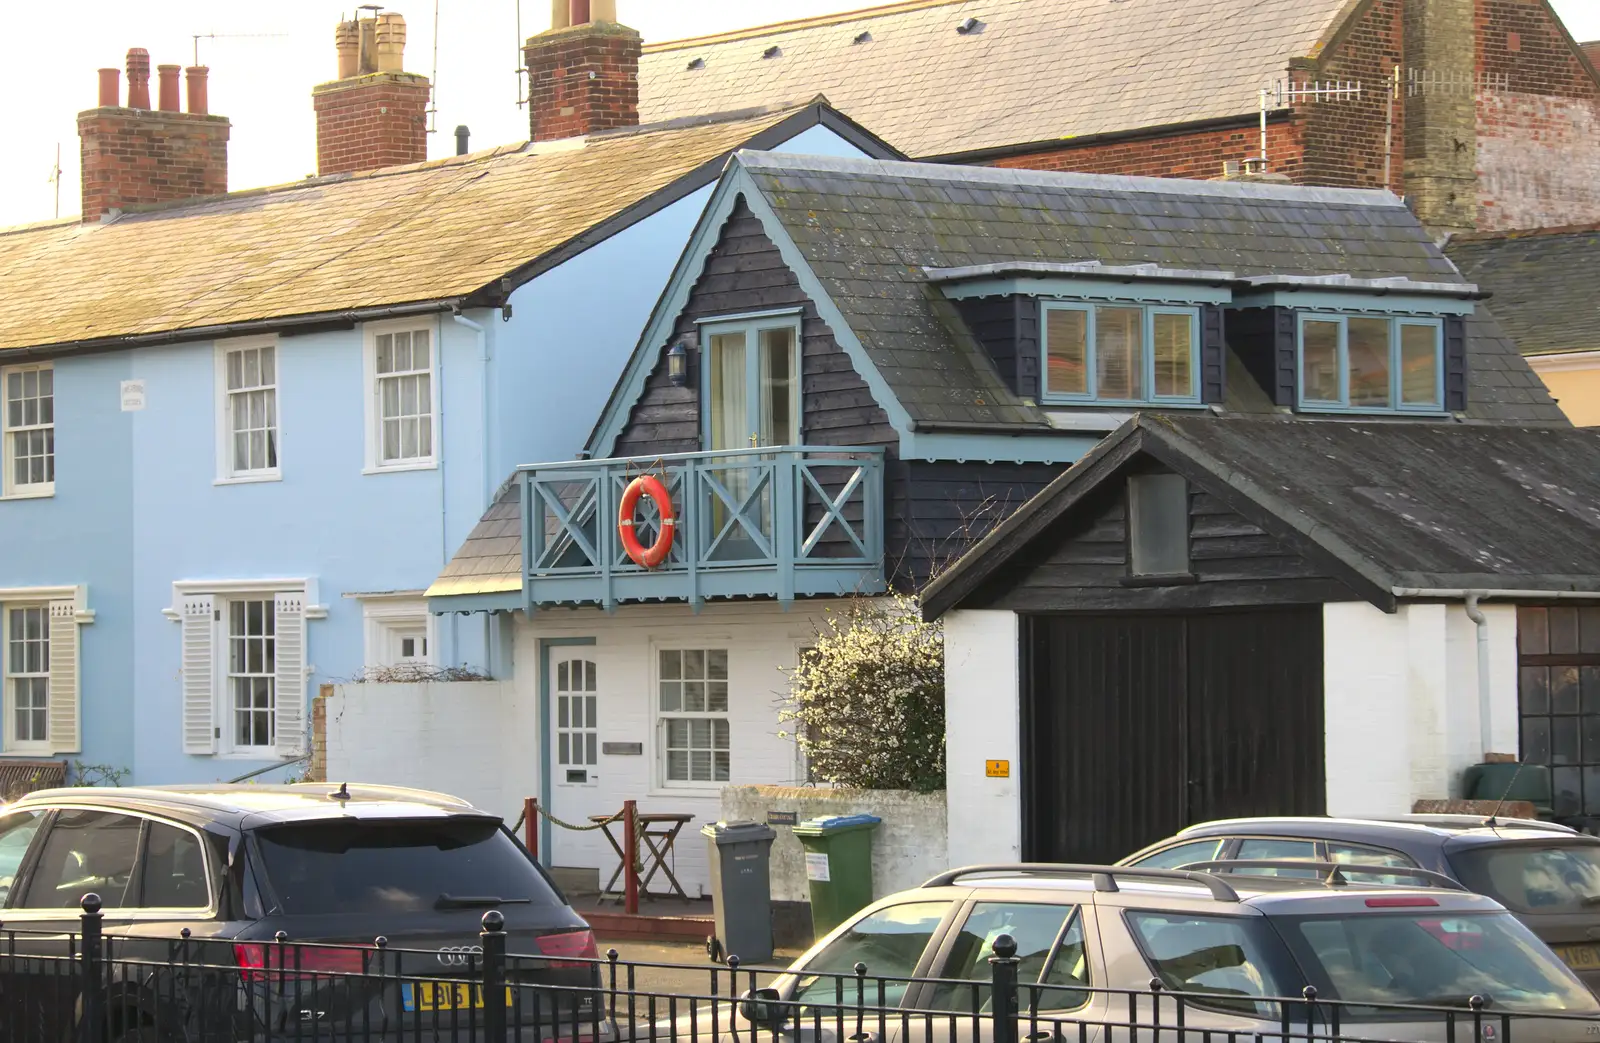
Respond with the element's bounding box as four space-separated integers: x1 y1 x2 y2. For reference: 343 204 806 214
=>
312 11 431 177
76 47 231 222
523 0 641 142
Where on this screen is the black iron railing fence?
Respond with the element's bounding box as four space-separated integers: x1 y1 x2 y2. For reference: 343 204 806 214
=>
3 897 1600 1042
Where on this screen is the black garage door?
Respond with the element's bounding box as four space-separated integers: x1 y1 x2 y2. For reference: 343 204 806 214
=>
1021 607 1326 864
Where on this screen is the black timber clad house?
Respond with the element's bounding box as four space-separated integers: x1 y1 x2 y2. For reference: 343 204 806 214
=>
430 153 1586 859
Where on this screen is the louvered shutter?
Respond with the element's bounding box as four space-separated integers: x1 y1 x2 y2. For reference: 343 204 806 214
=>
273 593 307 758
181 595 217 755
46 601 81 754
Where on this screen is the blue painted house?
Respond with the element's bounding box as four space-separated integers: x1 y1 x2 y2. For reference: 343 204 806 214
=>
0 18 890 788
414 150 1574 895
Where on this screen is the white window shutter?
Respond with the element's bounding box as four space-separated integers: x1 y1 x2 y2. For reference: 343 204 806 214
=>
46 601 81 755
274 593 307 758
181 595 217 755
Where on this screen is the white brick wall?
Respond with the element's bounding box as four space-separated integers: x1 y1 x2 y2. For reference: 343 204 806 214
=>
942 609 1020 869
720 785 948 902
1324 600 1520 816
323 681 537 824
513 600 852 896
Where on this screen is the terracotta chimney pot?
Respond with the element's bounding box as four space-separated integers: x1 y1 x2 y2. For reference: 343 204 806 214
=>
589 0 617 22
185 66 209 115
157 64 181 111
550 0 571 30
126 47 151 109
335 19 360 79
569 0 590 23
97 68 120 107
375 12 406 73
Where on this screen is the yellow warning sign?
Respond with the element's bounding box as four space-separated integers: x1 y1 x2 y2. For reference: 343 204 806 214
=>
985 760 1010 778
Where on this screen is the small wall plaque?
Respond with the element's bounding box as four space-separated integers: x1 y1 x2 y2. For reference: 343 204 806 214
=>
120 380 146 411
766 810 798 827
602 742 643 756
985 760 1011 778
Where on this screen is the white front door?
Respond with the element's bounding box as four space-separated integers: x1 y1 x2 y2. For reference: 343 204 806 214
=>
549 655 611 882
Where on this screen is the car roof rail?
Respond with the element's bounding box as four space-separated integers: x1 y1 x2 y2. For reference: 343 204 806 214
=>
921 863 1240 902
1178 859 1467 891
1392 813 1577 834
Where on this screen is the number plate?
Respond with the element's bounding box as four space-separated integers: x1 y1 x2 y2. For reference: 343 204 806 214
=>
401 982 514 1012
1556 944 1600 970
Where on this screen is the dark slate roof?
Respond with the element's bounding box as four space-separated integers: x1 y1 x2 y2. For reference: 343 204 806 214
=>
737 152 1566 428
425 479 523 598
1445 226 1600 357
923 414 1600 618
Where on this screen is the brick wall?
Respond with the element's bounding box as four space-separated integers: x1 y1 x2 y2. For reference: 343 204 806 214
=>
312 72 430 176
523 21 641 141
1301 0 1404 192
1474 0 1600 229
988 120 1305 183
77 107 229 220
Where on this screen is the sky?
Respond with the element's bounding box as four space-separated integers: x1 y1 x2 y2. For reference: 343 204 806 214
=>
6 0 1600 228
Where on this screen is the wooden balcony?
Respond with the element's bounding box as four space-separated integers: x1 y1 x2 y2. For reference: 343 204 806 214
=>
521 446 886 610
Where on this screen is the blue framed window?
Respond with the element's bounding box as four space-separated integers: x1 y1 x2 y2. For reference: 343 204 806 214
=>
1296 314 1444 414
1041 302 1201 406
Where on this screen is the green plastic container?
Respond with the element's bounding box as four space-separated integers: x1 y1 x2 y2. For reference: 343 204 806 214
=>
792 814 881 937
1461 762 1554 816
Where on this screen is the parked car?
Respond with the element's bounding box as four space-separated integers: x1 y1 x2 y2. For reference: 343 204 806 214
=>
724 862 1600 1042
1120 815 1600 993
0 782 600 1041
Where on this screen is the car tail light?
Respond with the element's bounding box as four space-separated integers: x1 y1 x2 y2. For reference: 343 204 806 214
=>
535 929 599 968
1365 896 1440 908
234 942 368 981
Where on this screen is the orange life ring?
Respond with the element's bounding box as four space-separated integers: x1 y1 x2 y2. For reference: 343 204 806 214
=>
619 475 675 569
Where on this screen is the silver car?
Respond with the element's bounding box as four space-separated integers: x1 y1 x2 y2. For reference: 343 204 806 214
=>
728 863 1600 1043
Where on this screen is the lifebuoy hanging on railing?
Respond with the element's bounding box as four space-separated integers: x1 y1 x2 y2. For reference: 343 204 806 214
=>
619 475 676 569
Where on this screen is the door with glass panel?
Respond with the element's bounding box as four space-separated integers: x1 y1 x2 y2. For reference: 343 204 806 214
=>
549 656 608 874
704 322 800 560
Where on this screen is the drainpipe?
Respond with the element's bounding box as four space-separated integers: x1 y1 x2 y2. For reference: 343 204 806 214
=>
451 310 491 670
1463 592 1492 759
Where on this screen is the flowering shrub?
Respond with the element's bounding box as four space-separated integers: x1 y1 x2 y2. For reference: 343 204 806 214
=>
783 595 945 792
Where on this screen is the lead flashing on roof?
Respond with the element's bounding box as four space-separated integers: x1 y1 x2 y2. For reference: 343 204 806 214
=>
924 261 1238 284
926 261 1238 305
1238 273 1485 298
733 149 1407 207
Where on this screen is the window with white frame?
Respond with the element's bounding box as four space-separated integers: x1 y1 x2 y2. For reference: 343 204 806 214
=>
218 340 278 479
0 589 84 756
1042 302 1200 405
175 584 312 759
6 607 48 747
658 648 729 785
227 598 276 751
366 325 435 469
2 364 54 496
359 598 433 670
1297 314 1445 413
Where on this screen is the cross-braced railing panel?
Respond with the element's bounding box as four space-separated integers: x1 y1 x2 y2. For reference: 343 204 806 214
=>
520 446 887 609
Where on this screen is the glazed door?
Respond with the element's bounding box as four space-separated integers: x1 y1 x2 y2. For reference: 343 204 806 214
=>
548 656 610 880
704 322 800 561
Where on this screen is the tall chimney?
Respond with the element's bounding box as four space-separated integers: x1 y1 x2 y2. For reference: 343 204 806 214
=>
312 10 431 176
1402 0 1478 236
77 47 230 221
523 0 639 142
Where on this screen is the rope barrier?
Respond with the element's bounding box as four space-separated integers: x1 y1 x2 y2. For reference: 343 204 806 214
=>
537 804 629 833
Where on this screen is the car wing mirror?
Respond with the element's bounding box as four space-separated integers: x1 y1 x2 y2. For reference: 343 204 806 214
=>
740 987 784 1026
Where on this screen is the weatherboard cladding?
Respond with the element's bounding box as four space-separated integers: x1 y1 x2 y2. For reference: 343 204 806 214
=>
1446 227 1600 357
967 476 1350 615
736 153 1565 426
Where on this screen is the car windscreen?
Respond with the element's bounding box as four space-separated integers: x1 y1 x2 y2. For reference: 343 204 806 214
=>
253 818 560 916
1447 841 1600 915
1273 909 1598 1016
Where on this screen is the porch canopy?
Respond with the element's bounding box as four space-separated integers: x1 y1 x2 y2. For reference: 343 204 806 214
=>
922 413 1600 619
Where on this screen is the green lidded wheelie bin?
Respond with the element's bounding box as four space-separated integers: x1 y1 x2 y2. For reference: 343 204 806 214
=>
792 814 881 937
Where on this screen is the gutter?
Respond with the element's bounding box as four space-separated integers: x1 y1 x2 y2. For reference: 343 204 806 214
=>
1392 588 1600 600
5 299 464 362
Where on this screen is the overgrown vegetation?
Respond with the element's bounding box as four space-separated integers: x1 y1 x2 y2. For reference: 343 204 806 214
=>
782 595 945 792
71 762 130 787
343 664 493 684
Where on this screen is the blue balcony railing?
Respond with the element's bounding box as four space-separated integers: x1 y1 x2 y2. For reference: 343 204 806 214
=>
520 445 886 610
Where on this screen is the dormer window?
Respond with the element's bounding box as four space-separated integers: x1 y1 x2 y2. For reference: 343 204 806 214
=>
1042 302 1201 405
1297 314 1444 414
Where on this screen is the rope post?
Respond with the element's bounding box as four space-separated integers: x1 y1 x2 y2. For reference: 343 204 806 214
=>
623 799 640 915
524 797 538 860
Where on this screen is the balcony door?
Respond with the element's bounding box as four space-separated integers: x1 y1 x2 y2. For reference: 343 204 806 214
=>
703 319 800 561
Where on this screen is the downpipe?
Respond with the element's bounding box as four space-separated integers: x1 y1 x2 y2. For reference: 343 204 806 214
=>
451 310 491 669
1463 592 1492 758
